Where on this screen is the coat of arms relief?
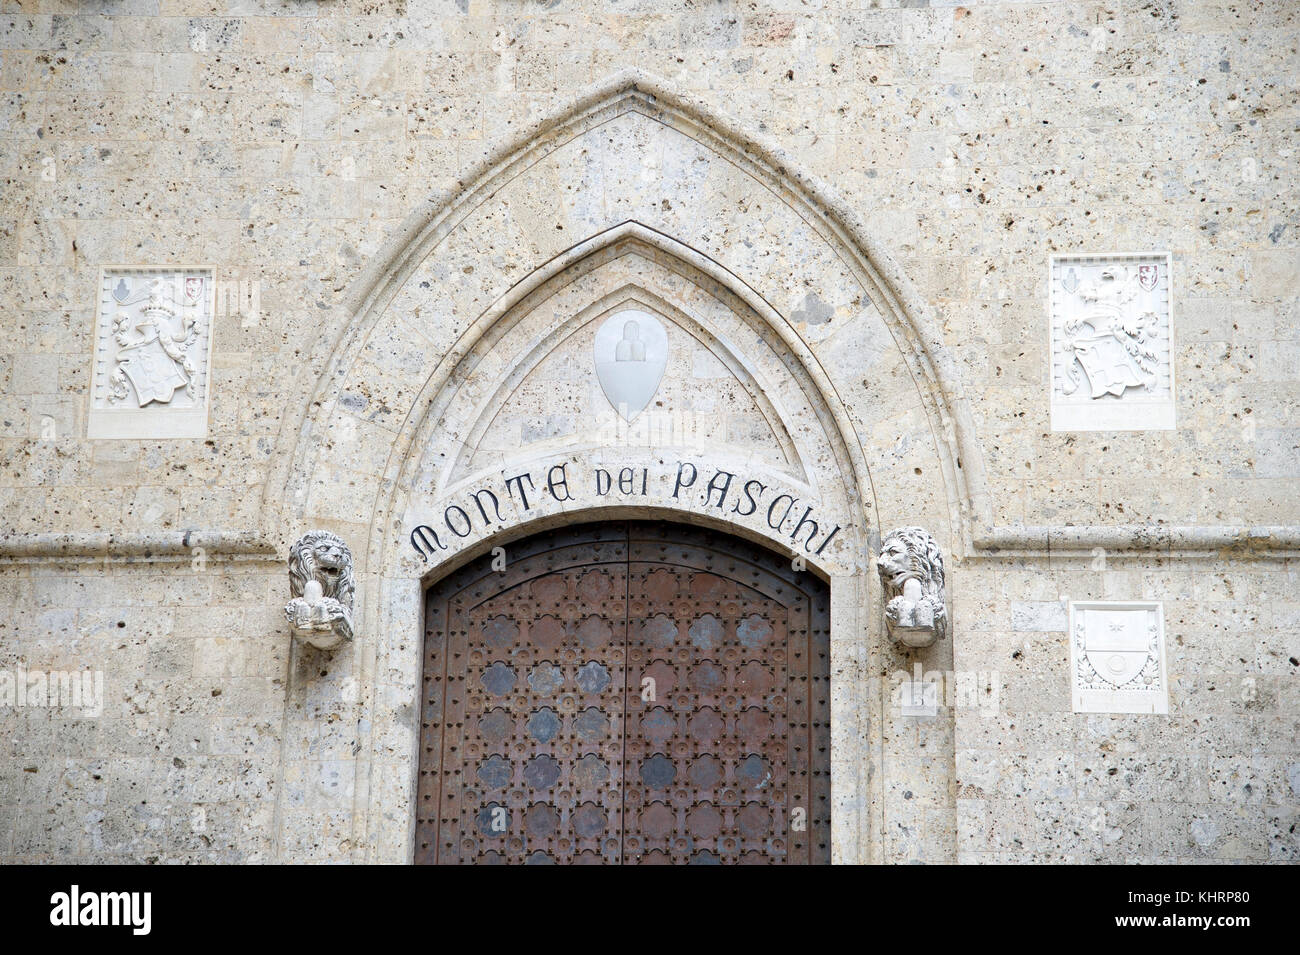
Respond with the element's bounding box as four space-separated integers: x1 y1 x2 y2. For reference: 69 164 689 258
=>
1068 601 1169 715
1059 265 1159 399
1050 253 1174 431
107 276 201 407
89 269 214 439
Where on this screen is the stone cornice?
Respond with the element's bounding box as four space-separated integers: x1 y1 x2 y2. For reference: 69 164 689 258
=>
0 530 278 566
2 524 1296 565
970 524 1300 558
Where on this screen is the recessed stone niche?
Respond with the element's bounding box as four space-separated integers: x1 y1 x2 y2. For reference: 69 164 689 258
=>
1069 600 1169 715
1049 252 1174 432
88 268 215 440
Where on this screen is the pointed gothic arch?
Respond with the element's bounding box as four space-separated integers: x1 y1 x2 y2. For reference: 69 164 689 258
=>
266 70 982 864
265 70 988 557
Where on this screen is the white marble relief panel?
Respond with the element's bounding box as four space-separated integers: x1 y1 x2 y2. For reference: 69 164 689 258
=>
1049 253 1174 431
1069 600 1169 715
88 268 215 439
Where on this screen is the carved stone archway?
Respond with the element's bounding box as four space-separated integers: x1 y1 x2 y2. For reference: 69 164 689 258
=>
267 71 980 864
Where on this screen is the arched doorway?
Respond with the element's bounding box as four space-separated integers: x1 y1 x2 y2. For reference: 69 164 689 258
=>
267 73 974 863
416 520 831 864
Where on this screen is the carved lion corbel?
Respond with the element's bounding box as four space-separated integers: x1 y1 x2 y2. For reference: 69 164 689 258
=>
284 531 355 650
875 527 948 649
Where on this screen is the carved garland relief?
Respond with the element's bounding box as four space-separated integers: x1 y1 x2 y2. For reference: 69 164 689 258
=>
1068 601 1169 714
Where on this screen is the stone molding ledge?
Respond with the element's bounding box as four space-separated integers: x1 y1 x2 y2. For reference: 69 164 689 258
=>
972 524 1300 558
0 530 278 566
1 525 1296 566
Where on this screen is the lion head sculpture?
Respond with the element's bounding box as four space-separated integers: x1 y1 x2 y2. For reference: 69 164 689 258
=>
876 526 947 648
288 531 354 605
876 526 945 595
285 531 355 649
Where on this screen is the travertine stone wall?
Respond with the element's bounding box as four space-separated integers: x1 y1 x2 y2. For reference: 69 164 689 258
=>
954 554 1298 862
0 561 286 861
0 1 1296 863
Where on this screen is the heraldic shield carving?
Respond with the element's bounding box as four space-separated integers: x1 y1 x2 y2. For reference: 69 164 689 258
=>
1059 265 1159 399
593 308 669 422
1069 601 1169 715
108 276 201 406
1050 253 1174 432
89 269 215 439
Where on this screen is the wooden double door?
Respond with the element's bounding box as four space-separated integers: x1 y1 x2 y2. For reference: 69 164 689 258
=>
416 521 830 864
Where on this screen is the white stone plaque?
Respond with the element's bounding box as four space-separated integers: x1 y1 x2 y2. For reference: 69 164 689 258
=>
88 268 215 439
1049 253 1174 431
593 308 668 422
1069 600 1168 714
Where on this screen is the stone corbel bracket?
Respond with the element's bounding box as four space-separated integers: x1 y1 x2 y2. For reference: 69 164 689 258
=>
875 526 948 649
284 531 355 651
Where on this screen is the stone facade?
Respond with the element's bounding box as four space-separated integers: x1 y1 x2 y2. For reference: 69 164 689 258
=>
0 0 1296 864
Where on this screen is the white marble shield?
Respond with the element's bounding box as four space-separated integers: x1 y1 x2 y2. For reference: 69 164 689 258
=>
1082 608 1154 688
593 309 668 421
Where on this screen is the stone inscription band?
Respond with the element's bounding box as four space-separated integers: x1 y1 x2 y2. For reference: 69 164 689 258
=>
409 460 843 562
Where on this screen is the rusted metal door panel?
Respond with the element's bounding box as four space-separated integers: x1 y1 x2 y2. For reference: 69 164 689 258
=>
622 524 831 864
416 521 830 865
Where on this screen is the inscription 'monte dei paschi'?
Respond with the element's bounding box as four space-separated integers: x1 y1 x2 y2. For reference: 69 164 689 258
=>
408 460 842 562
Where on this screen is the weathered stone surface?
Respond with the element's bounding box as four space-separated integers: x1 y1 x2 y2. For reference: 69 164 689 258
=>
0 1 1296 865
